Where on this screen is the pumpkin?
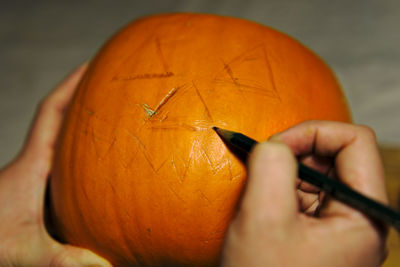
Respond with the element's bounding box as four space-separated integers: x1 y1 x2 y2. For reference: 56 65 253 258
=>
49 13 351 267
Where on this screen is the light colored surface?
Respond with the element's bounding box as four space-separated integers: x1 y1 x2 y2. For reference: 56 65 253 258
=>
1 0 400 167
381 147 400 267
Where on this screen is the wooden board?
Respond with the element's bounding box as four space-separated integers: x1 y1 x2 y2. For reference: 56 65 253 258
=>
380 146 400 267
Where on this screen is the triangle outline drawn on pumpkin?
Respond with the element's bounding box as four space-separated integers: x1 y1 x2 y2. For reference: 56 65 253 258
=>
213 43 281 101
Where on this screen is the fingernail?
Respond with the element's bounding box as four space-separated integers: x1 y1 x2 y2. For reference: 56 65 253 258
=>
268 134 282 142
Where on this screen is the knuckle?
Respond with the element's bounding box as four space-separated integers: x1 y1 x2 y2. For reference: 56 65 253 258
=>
38 97 52 113
253 142 295 169
49 248 77 267
256 141 292 159
357 125 378 141
38 95 66 115
301 119 324 128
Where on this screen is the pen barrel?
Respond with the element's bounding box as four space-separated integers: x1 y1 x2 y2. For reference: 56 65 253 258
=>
217 128 400 232
298 164 400 232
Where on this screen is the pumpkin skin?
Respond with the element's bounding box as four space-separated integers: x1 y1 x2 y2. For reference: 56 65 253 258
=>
49 13 351 267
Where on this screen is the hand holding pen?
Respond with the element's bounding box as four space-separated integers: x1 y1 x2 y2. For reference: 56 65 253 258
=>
221 121 388 267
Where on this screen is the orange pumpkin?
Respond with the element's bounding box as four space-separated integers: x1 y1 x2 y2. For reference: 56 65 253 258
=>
49 13 351 266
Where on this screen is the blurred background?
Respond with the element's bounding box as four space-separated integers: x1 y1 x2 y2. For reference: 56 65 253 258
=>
1 0 399 166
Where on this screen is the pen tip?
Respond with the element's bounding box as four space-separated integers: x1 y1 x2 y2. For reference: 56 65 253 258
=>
212 127 233 141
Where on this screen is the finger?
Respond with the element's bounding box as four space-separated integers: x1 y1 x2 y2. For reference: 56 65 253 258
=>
270 120 355 156
239 141 298 225
6 224 111 267
21 63 88 171
273 120 388 215
297 154 333 193
296 189 321 215
49 244 112 267
299 154 333 176
296 189 320 214
36 225 112 266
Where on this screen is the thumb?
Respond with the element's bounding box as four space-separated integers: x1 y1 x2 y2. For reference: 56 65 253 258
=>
52 246 112 267
45 237 112 267
12 226 113 267
240 141 298 225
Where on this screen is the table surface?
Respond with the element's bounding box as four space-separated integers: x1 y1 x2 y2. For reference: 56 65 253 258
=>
381 147 400 267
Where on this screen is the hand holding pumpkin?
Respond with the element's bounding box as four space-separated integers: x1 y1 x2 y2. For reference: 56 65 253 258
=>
221 121 388 267
0 63 111 267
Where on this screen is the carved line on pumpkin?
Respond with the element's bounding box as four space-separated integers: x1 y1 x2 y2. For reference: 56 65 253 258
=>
141 103 155 117
154 158 169 173
227 156 234 181
159 111 169 122
112 71 174 81
104 177 118 196
211 158 229 175
220 58 243 94
226 43 267 67
102 137 117 161
198 141 214 171
262 45 281 102
192 81 214 122
181 139 196 183
213 78 279 99
152 87 179 115
197 189 212 205
171 153 191 184
168 139 200 184
231 173 243 181
214 43 265 79
126 129 156 173
140 86 182 119
214 43 281 101
170 154 180 182
90 127 117 160
111 36 172 83
84 107 94 116
120 145 141 170
208 155 243 181
167 182 187 203
146 121 210 131
126 129 169 174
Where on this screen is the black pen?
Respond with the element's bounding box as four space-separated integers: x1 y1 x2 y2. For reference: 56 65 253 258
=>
213 126 400 232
